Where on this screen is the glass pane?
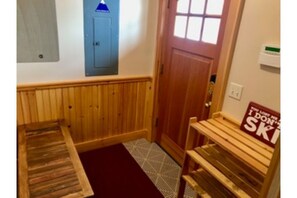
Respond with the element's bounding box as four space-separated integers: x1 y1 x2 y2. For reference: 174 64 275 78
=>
202 18 221 44
174 16 188 38
187 17 203 41
206 0 224 15
177 0 190 14
190 0 206 14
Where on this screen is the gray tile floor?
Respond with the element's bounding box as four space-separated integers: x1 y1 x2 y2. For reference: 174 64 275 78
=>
123 138 195 198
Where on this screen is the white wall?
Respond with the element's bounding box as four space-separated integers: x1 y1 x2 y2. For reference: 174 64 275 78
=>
17 0 158 84
222 0 280 121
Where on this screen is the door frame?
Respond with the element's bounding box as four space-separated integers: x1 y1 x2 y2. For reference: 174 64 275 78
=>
149 0 246 142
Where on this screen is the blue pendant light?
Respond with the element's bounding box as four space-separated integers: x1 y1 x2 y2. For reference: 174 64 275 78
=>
96 0 110 13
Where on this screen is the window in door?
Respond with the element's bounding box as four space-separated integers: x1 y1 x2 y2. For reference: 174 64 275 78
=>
173 0 225 45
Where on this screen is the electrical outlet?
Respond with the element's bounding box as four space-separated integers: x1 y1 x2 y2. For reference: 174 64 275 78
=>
229 82 243 100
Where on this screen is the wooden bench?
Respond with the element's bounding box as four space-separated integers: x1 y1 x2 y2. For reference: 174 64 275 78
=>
177 112 279 198
18 120 94 198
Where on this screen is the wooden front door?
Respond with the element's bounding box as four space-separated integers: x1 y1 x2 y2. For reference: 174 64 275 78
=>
157 0 231 164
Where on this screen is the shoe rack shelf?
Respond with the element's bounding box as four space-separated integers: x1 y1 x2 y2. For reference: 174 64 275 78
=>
177 112 279 198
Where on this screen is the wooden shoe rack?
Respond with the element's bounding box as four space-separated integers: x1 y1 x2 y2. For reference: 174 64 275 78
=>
177 112 279 198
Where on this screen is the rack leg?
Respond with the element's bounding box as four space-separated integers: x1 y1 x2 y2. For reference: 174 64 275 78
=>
177 154 191 198
177 177 186 198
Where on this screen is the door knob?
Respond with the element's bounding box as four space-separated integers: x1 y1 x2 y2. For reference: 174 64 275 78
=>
205 101 212 108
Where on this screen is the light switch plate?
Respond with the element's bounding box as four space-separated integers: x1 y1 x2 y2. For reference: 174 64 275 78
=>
229 82 243 100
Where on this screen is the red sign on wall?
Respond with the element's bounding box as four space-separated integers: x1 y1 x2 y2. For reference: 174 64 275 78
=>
240 102 280 148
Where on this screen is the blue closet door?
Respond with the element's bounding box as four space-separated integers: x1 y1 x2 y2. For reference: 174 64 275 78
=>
84 0 119 76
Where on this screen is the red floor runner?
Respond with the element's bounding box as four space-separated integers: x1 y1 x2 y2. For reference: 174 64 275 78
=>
79 144 164 198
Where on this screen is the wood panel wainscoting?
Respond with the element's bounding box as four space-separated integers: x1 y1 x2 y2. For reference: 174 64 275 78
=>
17 76 153 152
